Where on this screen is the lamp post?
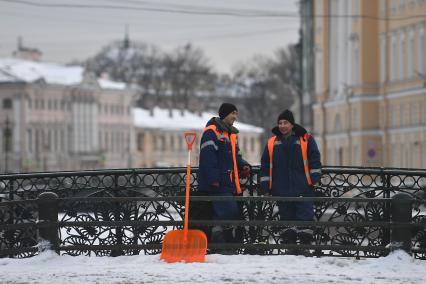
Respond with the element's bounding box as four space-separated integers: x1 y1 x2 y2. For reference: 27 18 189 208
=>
4 117 12 173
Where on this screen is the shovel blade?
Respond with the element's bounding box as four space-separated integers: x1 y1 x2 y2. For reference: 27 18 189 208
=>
160 229 207 263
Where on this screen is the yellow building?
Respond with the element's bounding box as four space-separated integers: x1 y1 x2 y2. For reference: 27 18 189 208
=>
313 0 426 167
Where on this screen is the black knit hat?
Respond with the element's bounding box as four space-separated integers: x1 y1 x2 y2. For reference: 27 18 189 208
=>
277 109 295 125
218 103 238 120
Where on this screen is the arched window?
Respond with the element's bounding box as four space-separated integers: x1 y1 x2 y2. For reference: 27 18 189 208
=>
334 114 343 132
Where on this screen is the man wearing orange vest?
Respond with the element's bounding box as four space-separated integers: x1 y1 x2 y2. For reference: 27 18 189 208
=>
198 103 251 248
260 109 322 250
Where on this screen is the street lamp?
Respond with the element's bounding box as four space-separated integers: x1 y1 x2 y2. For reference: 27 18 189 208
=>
4 117 12 173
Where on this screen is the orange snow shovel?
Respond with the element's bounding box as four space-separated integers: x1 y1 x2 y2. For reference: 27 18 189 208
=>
160 131 207 263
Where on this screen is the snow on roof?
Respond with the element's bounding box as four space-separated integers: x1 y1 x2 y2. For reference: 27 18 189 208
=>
0 68 22 83
0 58 126 90
97 78 126 90
133 107 263 133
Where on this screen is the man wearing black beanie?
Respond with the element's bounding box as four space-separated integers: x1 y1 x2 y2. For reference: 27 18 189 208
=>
259 109 322 255
197 102 251 252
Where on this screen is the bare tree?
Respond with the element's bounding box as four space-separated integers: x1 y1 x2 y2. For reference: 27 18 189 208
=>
84 40 167 105
163 43 215 109
231 45 299 140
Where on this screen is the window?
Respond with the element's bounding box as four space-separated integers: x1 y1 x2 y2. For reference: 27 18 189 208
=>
411 103 417 125
61 129 65 151
400 104 406 126
423 142 426 168
315 0 323 32
334 114 342 132
137 133 145 152
329 0 339 96
354 0 360 19
105 132 109 150
400 0 406 10
353 41 360 85
315 48 323 92
3 98 12 109
418 28 425 74
380 35 386 82
399 32 406 80
407 30 415 78
27 129 33 153
53 129 57 152
170 134 175 151
46 129 52 152
354 145 360 166
391 0 397 14
391 34 397 80
391 143 397 167
391 105 398 126
379 0 386 15
337 147 343 166
422 102 426 123
161 135 166 151
3 127 12 152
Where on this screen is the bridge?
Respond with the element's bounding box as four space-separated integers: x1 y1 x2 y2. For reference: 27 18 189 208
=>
0 166 425 259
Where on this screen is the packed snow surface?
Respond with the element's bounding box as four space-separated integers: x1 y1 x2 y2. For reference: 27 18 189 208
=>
1 250 425 283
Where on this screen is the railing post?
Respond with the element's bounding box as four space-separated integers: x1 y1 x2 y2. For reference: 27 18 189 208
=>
37 192 59 254
390 193 413 254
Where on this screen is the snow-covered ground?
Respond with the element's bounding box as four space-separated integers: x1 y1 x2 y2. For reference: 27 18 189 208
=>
1 250 425 284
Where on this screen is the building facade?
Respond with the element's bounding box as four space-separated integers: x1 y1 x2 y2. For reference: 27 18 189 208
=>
0 59 135 172
0 58 264 173
313 0 426 167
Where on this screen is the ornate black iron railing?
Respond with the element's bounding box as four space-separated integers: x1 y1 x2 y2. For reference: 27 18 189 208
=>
0 166 425 259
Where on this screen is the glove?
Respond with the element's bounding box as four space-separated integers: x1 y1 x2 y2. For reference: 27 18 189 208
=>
211 182 220 191
240 165 251 179
258 186 270 196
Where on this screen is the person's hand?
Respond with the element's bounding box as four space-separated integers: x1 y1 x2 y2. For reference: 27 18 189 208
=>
211 182 220 190
240 165 251 179
258 186 270 196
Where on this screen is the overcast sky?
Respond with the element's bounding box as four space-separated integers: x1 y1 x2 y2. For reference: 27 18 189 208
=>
0 0 300 73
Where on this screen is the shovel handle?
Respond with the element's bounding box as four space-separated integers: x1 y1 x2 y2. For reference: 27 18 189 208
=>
183 149 191 239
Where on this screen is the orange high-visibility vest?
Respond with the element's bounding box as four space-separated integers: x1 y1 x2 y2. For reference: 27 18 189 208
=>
203 125 242 194
266 133 312 190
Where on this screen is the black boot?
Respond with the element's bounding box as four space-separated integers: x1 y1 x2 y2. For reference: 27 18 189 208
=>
281 228 299 255
297 229 313 256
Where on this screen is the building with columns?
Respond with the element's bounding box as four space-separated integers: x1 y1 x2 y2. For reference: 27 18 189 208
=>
313 0 426 167
0 58 136 172
0 58 264 173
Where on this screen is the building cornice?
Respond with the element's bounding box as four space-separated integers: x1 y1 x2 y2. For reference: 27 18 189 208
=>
387 125 426 134
386 86 426 99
